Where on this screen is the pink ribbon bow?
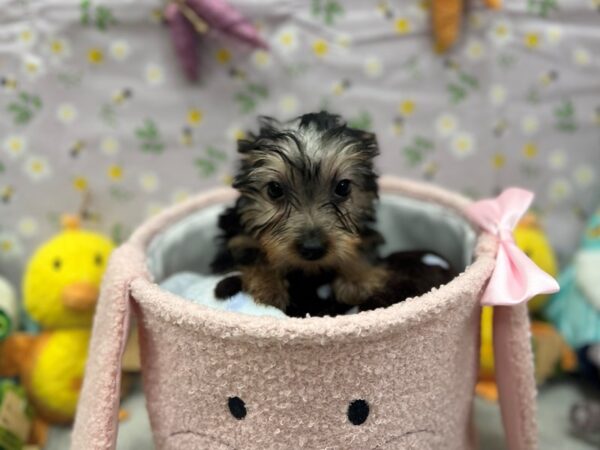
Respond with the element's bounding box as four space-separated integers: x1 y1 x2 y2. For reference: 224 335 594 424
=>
466 188 559 306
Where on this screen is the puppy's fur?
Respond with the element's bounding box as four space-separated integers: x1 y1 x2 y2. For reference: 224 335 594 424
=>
211 112 388 314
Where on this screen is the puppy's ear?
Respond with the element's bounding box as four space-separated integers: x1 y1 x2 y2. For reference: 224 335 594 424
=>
347 128 379 157
257 115 282 134
237 116 282 154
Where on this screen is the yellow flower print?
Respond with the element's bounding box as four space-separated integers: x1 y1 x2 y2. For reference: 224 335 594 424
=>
18 217 38 238
171 189 190 204
252 50 271 68
73 176 88 191
110 40 130 61
278 95 299 115
101 137 120 155
399 100 416 117
107 164 123 181
187 108 204 127
216 48 231 64
56 103 78 124
522 142 538 158
549 179 571 201
19 27 37 46
3 135 27 159
145 63 165 85
140 172 160 193
312 39 329 57
524 32 540 50
22 54 45 80
492 153 506 169
23 155 52 181
48 37 71 60
274 26 299 53
548 150 567 170
574 166 595 187
87 48 105 64
394 18 411 35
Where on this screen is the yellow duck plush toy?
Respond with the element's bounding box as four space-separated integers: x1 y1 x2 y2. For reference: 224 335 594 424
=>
477 213 573 401
0 215 114 440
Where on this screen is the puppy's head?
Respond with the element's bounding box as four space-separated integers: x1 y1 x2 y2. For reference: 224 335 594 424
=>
233 111 379 271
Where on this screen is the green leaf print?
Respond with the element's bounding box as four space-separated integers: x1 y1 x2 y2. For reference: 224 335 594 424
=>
109 186 134 201
348 111 373 131
80 0 91 25
447 84 467 104
554 100 577 132
234 83 269 114
402 136 435 167
0 161 5 174
195 159 216 177
135 119 165 154
80 0 116 31
95 6 116 30
311 0 344 25
195 146 227 178
7 92 42 125
110 223 130 244
527 0 558 17
100 104 117 127
206 146 227 161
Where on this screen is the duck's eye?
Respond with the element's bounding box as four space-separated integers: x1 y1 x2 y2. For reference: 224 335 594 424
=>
334 179 352 198
228 396 247 420
53 258 62 271
94 253 104 266
267 182 284 200
347 399 369 425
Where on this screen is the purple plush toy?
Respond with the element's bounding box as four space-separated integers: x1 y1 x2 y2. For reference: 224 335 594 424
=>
164 0 268 82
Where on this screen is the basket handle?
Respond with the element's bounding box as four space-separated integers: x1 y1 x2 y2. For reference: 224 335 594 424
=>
493 304 538 450
71 244 143 450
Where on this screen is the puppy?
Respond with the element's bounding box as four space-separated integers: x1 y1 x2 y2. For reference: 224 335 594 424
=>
211 111 388 314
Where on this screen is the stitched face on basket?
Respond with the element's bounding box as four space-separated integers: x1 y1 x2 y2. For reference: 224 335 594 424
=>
212 112 388 311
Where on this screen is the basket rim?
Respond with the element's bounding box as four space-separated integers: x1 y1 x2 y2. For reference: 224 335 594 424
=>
126 175 497 344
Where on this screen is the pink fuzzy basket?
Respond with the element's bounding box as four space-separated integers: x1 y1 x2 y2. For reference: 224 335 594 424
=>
72 176 537 450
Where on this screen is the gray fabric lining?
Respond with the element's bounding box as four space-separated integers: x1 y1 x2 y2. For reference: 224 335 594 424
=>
147 194 476 282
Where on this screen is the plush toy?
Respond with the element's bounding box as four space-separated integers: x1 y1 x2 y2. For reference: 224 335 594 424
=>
544 209 600 349
164 0 267 82
0 275 18 341
162 250 457 319
431 0 501 53
477 213 566 401
0 215 114 439
0 379 34 450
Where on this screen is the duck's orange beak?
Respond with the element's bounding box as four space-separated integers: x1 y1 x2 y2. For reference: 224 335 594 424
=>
62 282 99 312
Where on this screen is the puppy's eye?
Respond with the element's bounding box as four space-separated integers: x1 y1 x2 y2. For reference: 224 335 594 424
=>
334 179 352 198
267 181 284 200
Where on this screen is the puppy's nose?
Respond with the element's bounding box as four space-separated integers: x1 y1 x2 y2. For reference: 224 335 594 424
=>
297 231 327 261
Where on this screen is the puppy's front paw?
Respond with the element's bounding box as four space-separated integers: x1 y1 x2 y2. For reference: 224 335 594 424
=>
242 270 289 311
333 267 389 306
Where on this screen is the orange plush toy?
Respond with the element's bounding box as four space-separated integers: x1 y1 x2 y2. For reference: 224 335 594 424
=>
431 0 502 53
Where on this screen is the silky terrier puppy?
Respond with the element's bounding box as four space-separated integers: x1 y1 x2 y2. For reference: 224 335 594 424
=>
211 112 389 314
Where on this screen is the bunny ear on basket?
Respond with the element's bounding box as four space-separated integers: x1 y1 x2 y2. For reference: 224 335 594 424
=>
466 188 560 307
164 0 268 82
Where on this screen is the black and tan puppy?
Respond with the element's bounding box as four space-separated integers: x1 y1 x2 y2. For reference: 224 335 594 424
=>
211 112 389 314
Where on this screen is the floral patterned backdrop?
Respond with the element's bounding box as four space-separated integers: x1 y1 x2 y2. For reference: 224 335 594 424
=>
1 0 599 289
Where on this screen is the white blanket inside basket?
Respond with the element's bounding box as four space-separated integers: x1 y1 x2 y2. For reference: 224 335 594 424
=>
147 194 476 283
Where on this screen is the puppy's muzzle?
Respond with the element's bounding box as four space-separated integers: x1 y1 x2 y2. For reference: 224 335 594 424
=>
296 229 328 261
